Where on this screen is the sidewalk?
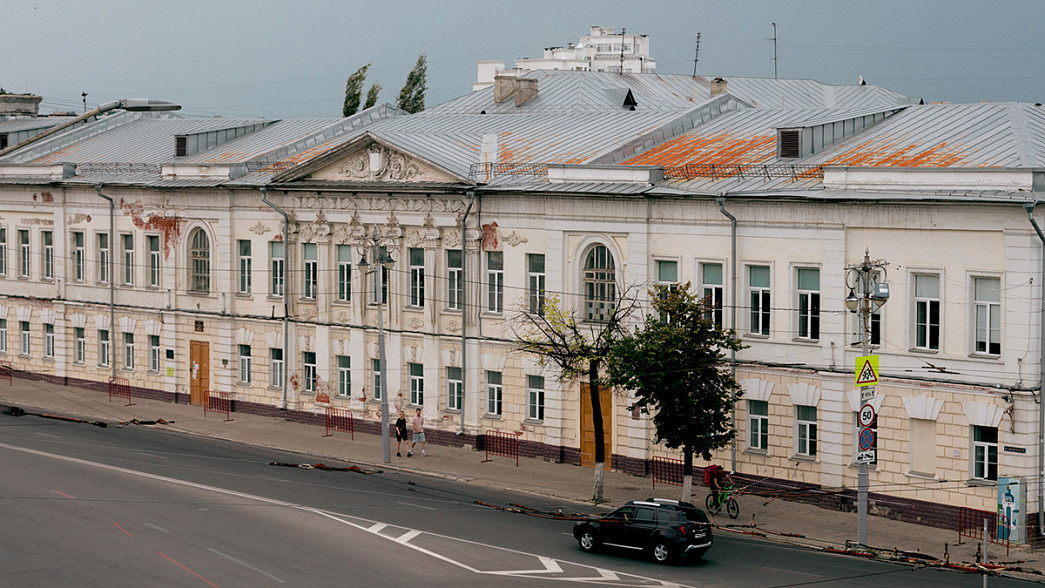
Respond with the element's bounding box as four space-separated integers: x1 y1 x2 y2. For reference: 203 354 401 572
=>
1 374 1043 582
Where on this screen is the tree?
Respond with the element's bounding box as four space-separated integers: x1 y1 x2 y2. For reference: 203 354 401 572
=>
397 53 427 114
363 82 382 110
343 64 371 117
514 291 638 502
607 283 745 501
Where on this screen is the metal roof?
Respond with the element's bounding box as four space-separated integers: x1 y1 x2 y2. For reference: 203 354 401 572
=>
0 117 76 133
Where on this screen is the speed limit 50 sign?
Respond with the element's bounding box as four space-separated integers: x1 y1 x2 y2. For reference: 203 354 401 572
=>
859 404 876 427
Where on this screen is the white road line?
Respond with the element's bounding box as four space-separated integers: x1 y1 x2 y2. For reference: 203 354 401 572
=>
143 522 171 534
209 547 285 583
396 530 422 544
137 452 168 459
34 432 60 439
368 523 387 533
397 501 437 510
0 442 691 587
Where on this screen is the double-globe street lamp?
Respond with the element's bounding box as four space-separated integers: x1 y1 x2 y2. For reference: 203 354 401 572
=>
845 248 890 547
358 243 395 464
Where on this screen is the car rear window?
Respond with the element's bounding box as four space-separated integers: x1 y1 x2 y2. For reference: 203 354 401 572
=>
679 506 709 523
655 509 673 524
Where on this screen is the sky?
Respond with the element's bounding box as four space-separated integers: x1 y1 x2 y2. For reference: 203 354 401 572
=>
3 0 1043 120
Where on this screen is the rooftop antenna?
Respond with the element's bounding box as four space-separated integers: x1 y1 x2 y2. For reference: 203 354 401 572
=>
771 23 778 79
692 32 702 77
619 27 626 74
81 92 88 113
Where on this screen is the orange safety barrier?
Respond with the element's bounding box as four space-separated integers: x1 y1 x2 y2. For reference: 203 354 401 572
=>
203 390 232 422
652 456 684 489
108 376 133 406
0 363 11 385
957 506 1010 556
323 407 353 440
483 430 520 467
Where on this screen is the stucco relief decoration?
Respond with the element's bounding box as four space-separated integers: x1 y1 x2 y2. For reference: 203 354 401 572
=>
503 231 528 247
249 221 271 235
408 317 424 330
300 308 318 321
481 222 500 251
336 311 350 323
338 143 423 181
332 225 351 244
447 319 461 333
348 212 366 240
444 229 461 249
298 210 331 243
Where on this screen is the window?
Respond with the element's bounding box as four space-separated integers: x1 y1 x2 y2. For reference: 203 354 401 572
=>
188 228 209 292
121 234 134 285
74 327 85 363
447 366 462 410
701 262 724 327
337 355 351 396
239 344 251 384
409 247 425 307
303 351 317 393
528 254 545 315
337 245 352 302
0 227 6 275
914 274 940 350
749 265 771 335
238 240 252 294
270 348 284 388
270 242 284 297
409 362 424 405
486 251 504 313
0 319 6 353
372 358 382 400
527 375 545 421
20 321 30 355
19 229 30 278
44 324 54 359
447 249 462 310
797 268 820 340
909 419 936 476
749 399 768 450
97 232 109 284
42 231 53 280
72 231 84 282
974 277 1001 355
796 404 817 457
584 245 616 321
98 330 110 367
123 332 134 369
972 425 998 481
147 235 160 287
656 260 678 321
486 371 502 416
303 243 317 299
149 335 160 372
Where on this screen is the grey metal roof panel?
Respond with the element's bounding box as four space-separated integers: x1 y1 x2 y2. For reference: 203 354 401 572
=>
0 117 75 133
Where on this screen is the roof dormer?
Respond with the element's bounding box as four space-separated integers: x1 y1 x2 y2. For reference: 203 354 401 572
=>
777 106 907 159
174 121 275 157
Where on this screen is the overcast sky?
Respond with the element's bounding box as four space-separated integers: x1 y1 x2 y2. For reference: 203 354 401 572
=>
4 0 1043 119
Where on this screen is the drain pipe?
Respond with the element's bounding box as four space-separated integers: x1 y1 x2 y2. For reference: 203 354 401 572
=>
459 189 476 435
1024 201 1045 536
718 195 738 473
262 188 290 410
95 185 117 381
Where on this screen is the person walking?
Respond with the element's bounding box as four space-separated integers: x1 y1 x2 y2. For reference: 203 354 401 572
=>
407 408 426 457
394 410 408 457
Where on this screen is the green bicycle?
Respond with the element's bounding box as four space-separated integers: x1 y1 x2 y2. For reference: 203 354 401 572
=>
705 485 740 519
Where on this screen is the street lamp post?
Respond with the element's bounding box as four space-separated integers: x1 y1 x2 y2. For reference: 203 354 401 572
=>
845 248 889 547
358 243 395 464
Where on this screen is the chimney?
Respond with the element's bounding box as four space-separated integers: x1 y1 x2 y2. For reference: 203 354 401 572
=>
710 77 728 98
0 94 42 118
493 73 519 103
515 78 538 106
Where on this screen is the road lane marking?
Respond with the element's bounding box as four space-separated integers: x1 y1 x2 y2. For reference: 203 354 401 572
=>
158 551 219 588
144 523 171 534
396 530 422 544
1 442 690 587
138 451 168 459
209 547 285 583
113 522 133 537
368 523 387 533
34 432 60 439
397 501 437 510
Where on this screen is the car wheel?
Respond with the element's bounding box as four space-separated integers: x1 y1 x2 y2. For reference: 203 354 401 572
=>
578 531 598 553
651 542 672 564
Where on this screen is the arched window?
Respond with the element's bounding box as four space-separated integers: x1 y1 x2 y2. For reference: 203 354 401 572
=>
189 228 210 293
583 244 616 321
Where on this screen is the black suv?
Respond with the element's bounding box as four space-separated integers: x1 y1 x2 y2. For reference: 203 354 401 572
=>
573 498 713 563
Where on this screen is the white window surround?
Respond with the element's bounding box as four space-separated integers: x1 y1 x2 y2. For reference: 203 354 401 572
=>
963 401 1005 428
787 382 820 407
902 395 944 420
741 378 775 403
569 235 623 319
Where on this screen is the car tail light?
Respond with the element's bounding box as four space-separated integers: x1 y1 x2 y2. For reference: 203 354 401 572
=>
680 525 687 536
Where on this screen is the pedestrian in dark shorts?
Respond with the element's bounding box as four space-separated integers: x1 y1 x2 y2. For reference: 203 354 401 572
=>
395 411 408 457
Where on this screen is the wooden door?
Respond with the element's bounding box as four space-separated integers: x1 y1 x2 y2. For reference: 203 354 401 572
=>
580 382 612 470
189 341 210 406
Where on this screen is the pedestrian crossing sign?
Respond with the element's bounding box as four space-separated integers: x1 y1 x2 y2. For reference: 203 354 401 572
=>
856 355 879 387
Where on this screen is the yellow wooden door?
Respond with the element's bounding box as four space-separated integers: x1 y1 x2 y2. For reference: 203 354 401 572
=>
189 341 210 406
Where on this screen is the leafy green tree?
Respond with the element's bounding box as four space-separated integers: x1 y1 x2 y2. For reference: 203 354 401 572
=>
363 82 382 110
397 53 427 113
343 64 371 117
514 291 637 502
608 283 745 501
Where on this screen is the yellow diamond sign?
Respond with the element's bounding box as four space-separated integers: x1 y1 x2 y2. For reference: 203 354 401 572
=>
856 355 879 387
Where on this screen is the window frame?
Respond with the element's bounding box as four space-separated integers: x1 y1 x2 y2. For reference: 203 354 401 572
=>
409 362 424 406
74 327 85 364
147 234 161 287
42 230 53 280
149 335 160 372
98 329 110 367
528 253 545 316
188 228 210 293
583 244 616 322
239 344 252 384
121 233 134 286
337 245 352 302
18 229 30 278
487 251 504 313
0 227 7 276
913 273 941 351
796 267 820 340
337 355 351 397
303 242 317 300
19 320 30 356
973 276 1001 356
270 347 284 388
748 264 771 336
270 241 285 297
447 366 462 411
971 425 999 481
447 249 463 310
303 351 317 394
527 375 545 421
72 230 85 282
795 404 817 457
123 332 135 370
700 261 724 328
97 232 110 284
486 370 503 416
44 323 54 359
409 247 425 307
238 239 252 295
371 357 382 400
748 399 769 451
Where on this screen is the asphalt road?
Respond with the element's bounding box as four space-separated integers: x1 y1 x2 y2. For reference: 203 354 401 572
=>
0 411 1035 587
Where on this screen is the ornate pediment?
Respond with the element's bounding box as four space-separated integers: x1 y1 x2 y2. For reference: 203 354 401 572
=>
308 142 456 183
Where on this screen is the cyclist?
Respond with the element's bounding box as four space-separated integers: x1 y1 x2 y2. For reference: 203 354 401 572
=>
706 464 735 507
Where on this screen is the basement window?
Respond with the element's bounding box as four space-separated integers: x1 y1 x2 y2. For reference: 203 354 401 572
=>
778 130 801 158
